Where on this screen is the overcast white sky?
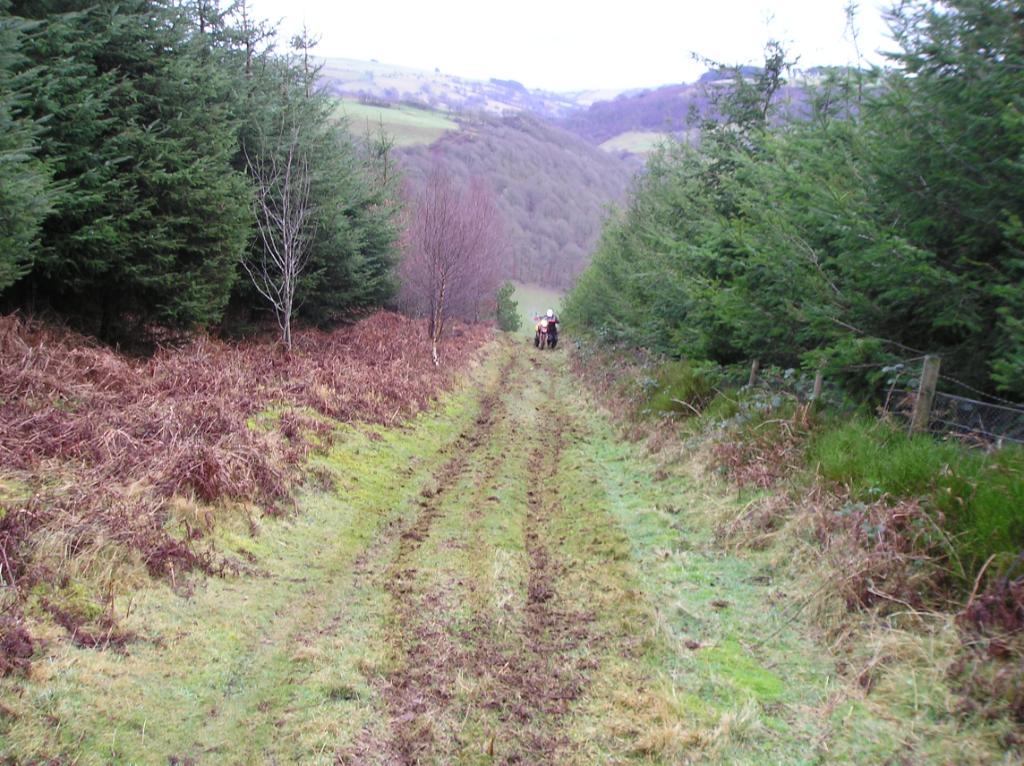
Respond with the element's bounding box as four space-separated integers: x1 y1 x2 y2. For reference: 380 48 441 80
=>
248 0 897 92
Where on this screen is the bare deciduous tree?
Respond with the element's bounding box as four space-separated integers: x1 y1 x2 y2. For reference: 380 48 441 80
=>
400 163 502 365
242 121 317 350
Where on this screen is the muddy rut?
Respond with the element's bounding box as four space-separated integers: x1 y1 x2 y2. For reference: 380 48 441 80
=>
351 352 600 765
380 377 506 763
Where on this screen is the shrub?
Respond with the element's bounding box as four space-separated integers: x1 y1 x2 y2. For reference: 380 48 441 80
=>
495 281 521 332
644 360 719 417
710 396 813 488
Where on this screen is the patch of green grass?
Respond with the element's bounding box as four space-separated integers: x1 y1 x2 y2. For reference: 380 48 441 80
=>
702 639 784 701
334 98 458 146
0 345 506 765
0 476 30 523
643 360 718 417
700 390 743 422
599 131 670 155
809 416 1024 576
568 342 1018 762
26 580 104 624
549 359 834 763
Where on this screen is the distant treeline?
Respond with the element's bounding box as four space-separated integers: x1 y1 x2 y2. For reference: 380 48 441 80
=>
399 114 635 289
1 0 400 343
566 1 1024 399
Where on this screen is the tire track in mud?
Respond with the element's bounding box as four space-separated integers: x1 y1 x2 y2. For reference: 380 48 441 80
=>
358 355 514 765
345 352 599 765
492 401 597 764
450 362 597 765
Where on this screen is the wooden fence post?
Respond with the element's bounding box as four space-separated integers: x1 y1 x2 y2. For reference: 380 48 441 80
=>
748 359 760 387
812 365 825 400
910 355 941 434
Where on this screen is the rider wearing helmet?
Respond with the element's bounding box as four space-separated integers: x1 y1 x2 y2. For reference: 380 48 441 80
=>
533 308 560 348
544 308 559 347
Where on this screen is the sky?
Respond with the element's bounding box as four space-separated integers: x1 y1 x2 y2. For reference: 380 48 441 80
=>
248 0 897 92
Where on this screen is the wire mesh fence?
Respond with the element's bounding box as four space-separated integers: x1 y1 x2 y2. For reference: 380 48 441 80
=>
862 355 1024 446
882 389 1024 446
928 391 1024 445
732 354 1024 447
643 350 1024 448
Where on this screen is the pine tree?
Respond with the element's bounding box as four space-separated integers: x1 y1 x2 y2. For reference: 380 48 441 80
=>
7 0 249 338
568 8 1024 400
867 0 1024 395
3 0 402 342
0 2 56 293
234 37 401 330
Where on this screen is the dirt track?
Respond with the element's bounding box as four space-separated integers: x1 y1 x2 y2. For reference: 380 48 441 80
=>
348 351 619 764
0 339 854 765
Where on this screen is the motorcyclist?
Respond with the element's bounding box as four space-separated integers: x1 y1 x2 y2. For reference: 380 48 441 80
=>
543 308 559 347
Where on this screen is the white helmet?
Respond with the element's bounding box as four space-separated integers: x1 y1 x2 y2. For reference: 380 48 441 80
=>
546 309 554 318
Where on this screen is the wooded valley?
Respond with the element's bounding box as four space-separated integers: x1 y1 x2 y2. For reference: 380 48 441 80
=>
2 0 1024 762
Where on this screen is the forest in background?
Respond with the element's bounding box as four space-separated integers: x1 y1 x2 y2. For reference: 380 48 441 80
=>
399 114 635 289
0 0 401 346
4 0 1022 399
566 0 1024 401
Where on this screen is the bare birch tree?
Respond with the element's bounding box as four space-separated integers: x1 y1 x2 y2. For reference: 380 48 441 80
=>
401 164 502 365
242 120 317 349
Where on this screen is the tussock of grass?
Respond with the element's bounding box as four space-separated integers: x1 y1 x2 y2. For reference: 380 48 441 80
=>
810 416 1024 579
643 360 719 417
701 390 743 422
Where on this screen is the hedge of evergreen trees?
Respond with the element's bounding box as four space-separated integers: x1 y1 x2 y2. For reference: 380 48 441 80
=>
565 0 1024 400
0 0 400 342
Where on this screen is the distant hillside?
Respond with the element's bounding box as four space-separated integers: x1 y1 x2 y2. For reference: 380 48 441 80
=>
561 81 711 145
398 115 637 288
322 57 832 284
320 57 830 158
317 57 635 119
562 69 823 154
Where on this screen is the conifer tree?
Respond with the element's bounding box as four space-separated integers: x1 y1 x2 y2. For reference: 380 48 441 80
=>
8 0 249 338
0 2 56 292
1 0 401 342
568 6 1024 399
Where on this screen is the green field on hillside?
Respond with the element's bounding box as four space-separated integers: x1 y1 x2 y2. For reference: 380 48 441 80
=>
599 130 668 155
334 98 458 146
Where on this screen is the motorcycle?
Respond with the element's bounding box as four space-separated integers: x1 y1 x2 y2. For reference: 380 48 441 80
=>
533 317 558 350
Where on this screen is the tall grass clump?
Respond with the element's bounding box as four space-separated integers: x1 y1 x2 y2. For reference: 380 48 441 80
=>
641 360 719 418
809 417 1024 582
